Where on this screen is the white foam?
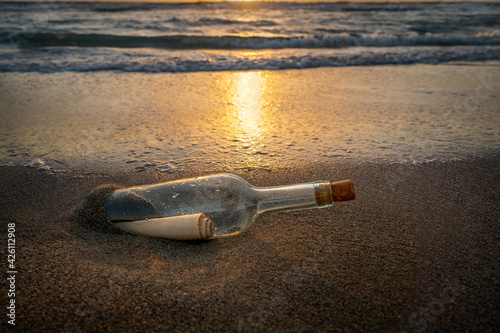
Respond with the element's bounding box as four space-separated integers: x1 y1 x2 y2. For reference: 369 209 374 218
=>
1 45 499 73
22 158 50 170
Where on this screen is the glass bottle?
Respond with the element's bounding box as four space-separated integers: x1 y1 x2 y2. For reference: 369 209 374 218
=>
105 173 355 240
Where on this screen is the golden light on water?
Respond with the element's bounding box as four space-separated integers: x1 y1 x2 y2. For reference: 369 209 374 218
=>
218 70 273 169
230 71 267 140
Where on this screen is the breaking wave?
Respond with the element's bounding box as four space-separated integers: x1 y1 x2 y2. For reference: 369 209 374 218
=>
1 45 499 73
3 32 500 50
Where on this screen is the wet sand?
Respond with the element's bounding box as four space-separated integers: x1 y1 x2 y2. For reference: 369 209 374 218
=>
1 155 499 332
1 64 499 171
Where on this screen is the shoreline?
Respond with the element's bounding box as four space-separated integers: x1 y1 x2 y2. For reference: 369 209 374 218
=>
2 63 499 173
3 149 499 182
1 61 499 331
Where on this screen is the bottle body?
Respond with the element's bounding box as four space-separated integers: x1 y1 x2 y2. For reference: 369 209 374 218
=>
105 173 334 238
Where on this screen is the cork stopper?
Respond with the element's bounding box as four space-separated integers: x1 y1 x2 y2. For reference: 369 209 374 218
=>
330 180 355 202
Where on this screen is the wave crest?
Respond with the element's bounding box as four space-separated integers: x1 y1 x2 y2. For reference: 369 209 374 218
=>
1 45 499 73
3 32 500 50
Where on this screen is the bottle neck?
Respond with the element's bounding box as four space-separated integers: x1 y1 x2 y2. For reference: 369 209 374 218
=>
253 181 333 216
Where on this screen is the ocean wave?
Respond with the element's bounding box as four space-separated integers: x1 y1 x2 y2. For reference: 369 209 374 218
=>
91 4 160 13
198 17 277 27
0 2 179 13
157 17 278 27
4 32 500 50
0 2 86 12
2 2 497 13
311 2 498 13
310 3 426 12
1 46 499 73
0 1 275 13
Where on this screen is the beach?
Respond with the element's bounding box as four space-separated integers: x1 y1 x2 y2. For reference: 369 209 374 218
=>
1 155 499 332
1 63 499 331
2 64 499 171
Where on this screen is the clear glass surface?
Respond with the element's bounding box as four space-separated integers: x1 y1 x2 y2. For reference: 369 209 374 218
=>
105 173 324 238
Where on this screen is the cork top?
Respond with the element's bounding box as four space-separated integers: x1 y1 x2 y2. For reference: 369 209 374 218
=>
330 180 356 202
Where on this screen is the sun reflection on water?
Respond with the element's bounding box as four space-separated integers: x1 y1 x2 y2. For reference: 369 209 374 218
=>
231 71 266 140
221 71 274 169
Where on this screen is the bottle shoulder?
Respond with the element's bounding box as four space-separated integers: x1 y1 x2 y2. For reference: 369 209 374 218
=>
187 173 253 190
197 173 248 182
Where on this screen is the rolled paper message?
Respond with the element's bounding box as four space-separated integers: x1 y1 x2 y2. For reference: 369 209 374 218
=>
114 213 215 240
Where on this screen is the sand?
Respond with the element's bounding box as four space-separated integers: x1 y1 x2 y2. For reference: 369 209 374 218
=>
1 155 499 332
1 63 499 331
1 64 499 171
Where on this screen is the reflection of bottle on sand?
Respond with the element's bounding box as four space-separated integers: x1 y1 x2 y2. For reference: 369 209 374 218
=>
105 173 355 240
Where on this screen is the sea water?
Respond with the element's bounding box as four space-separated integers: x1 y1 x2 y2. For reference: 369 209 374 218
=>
0 2 499 172
1 1 499 72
